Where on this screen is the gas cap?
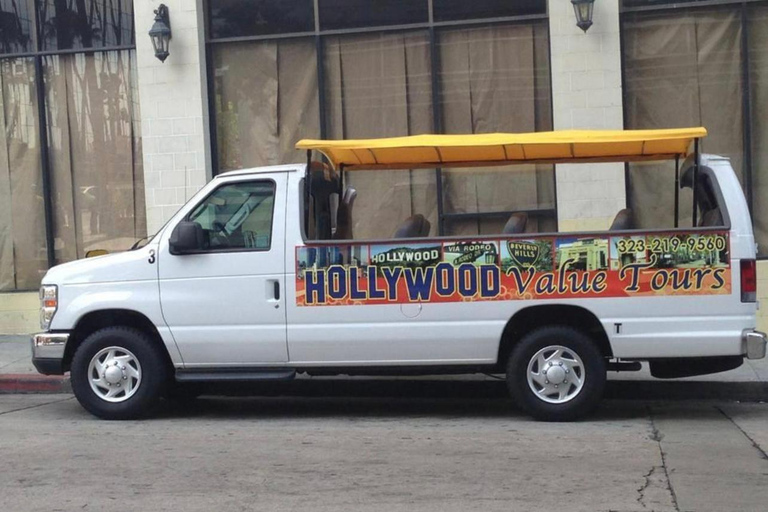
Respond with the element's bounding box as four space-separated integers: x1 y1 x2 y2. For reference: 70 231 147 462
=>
400 303 422 318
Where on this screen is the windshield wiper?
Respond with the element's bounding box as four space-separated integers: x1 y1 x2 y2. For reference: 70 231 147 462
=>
131 234 155 250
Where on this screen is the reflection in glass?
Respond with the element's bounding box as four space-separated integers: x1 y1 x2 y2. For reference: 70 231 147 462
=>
433 0 546 23
0 58 47 290
622 0 712 8
208 0 314 39
318 0 428 31
0 0 34 53
43 50 145 262
37 0 134 51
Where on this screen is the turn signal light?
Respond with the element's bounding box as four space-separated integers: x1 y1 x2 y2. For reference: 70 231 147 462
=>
741 259 757 303
39 285 58 330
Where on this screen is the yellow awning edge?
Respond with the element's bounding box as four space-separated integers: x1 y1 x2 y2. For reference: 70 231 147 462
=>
295 128 708 171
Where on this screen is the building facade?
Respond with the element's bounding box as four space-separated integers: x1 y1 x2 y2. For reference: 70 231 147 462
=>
1 0 767 332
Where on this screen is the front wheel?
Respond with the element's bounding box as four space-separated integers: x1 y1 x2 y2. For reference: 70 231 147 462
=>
506 326 606 422
71 327 169 420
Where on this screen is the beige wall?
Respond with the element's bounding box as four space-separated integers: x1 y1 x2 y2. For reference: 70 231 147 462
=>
758 261 768 333
0 292 38 335
133 0 212 234
548 0 625 233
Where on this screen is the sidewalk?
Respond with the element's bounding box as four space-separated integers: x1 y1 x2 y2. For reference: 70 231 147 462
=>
0 336 71 393
3 334 768 396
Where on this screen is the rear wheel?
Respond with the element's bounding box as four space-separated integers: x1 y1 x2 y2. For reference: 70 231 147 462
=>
71 327 168 420
506 326 606 421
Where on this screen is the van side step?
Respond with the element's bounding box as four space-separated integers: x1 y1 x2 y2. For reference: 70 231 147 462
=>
175 368 296 382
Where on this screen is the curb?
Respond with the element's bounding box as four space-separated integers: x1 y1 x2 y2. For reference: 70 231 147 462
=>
606 380 768 402
0 374 71 394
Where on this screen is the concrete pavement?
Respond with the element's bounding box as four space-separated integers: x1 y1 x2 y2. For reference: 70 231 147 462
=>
0 336 71 393
1 394 767 511
0 335 35 374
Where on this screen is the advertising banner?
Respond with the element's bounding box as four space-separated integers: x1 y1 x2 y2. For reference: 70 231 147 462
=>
295 232 730 306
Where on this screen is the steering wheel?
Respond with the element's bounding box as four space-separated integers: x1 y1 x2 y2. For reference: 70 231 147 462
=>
209 221 230 247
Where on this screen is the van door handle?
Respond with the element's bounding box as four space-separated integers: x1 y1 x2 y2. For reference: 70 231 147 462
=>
266 280 281 308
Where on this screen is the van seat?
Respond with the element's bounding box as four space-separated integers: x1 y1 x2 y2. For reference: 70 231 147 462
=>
609 209 633 231
333 187 357 240
393 214 431 238
502 213 528 234
700 208 723 227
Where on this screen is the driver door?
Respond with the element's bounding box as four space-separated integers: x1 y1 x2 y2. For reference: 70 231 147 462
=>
158 175 288 367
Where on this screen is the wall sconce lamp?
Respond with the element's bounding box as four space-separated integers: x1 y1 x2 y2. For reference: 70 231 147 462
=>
149 4 172 62
571 0 595 33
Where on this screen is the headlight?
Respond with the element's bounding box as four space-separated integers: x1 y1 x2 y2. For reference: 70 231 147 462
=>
39 285 58 331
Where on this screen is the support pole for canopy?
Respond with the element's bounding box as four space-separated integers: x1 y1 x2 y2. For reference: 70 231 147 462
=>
674 155 680 228
692 138 699 227
435 168 445 236
305 149 312 234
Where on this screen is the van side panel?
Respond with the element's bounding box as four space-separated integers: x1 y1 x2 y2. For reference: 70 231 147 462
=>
285 158 755 366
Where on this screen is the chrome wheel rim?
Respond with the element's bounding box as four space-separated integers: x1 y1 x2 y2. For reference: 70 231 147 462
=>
526 345 585 404
88 346 142 403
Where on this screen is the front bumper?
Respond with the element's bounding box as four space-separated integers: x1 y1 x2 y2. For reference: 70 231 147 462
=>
31 332 70 375
743 329 767 360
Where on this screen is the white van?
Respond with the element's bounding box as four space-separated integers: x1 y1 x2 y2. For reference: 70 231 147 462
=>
32 128 766 421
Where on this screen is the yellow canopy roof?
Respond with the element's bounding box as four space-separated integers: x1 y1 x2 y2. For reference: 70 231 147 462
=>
296 128 707 170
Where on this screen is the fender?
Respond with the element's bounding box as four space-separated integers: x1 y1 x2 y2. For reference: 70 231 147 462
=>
53 280 184 367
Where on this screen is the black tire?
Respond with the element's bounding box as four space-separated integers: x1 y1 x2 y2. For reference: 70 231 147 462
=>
506 326 606 422
70 327 169 420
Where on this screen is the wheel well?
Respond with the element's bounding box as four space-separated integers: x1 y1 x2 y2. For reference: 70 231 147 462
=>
63 309 172 373
496 305 613 368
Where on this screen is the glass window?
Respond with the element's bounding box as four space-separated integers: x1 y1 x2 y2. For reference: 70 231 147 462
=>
622 6 744 232
189 181 276 251
208 0 314 39
43 50 145 262
438 23 555 236
749 4 768 256
318 0 428 31
324 31 436 239
36 0 135 51
622 0 717 9
213 38 319 171
0 57 47 291
0 0 35 54
433 0 546 23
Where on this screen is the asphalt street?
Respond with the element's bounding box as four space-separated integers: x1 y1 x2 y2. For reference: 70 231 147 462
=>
1 388 768 512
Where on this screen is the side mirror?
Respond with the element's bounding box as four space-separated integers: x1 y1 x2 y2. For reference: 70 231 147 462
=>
169 221 205 255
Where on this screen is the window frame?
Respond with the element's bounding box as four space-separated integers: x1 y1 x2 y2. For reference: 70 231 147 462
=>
183 178 278 254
